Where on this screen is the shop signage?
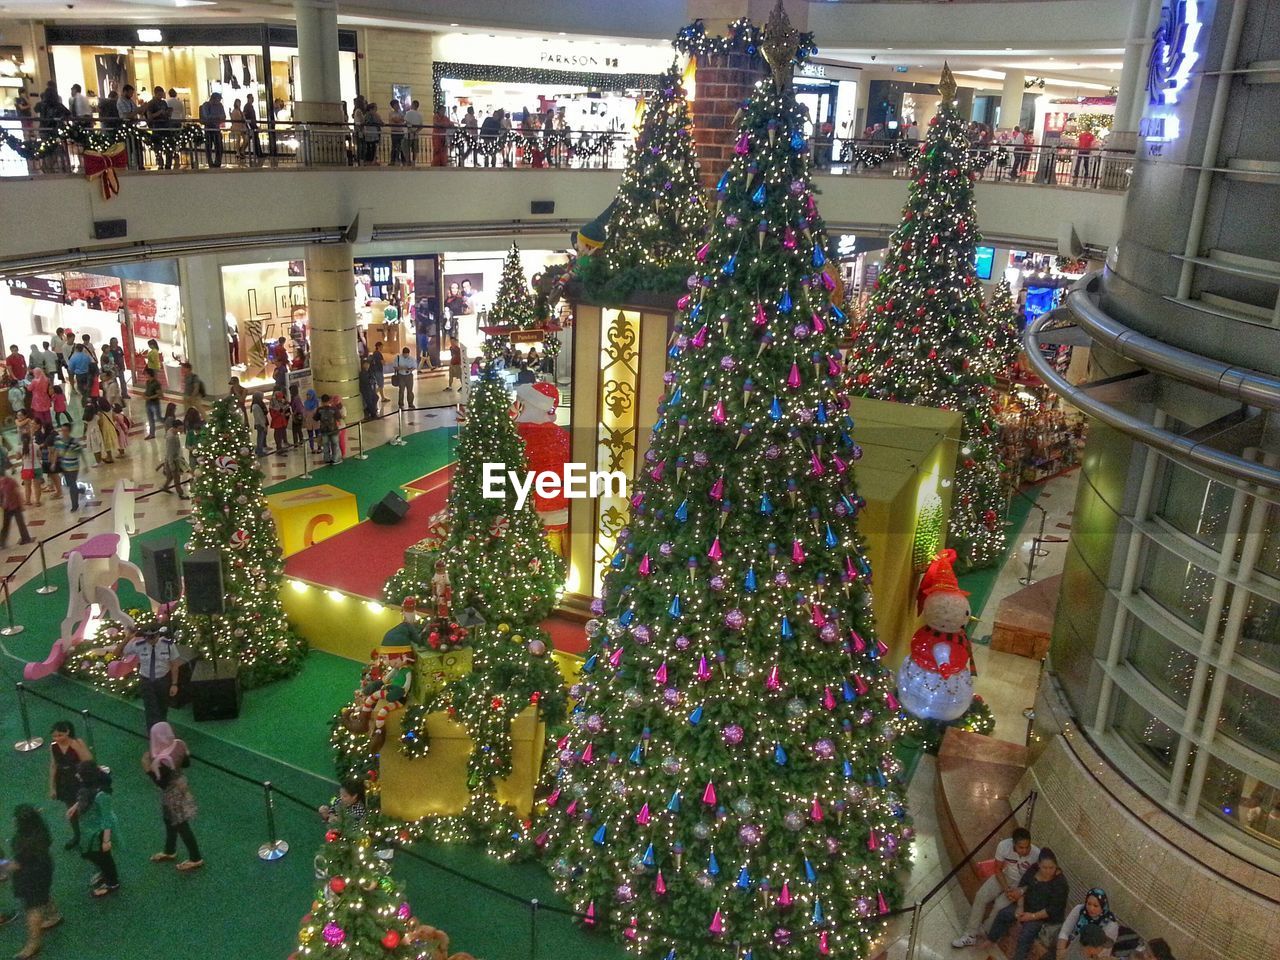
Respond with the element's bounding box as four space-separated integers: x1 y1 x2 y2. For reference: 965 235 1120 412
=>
5 275 64 303
1147 0 1201 107
508 329 546 345
799 62 826 79
433 33 671 76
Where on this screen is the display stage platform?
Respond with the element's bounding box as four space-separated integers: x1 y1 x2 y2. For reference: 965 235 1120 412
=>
280 465 588 664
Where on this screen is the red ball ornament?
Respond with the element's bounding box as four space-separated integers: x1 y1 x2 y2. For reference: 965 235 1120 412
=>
963 459 977 469
930 235 940 247
928 349 938 359
329 877 347 894
898 264 908 273
929 116 938 126
901 241 912 252
948 168 959 177
917 178 927 187
927 287 938 296
382 931 401 950
325 830 339 843
911 325 921 334
983 509 998 530
491 696 504 709
915 307 926 317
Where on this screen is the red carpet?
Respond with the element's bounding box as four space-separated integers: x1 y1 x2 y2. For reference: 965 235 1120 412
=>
283 465 590 655
284 467 452 600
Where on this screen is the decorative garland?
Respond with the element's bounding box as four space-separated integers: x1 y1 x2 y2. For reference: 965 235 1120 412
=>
673 17 818 64
837 137 916 168
446 126 622 162
2 120 204 161
431 61 664 113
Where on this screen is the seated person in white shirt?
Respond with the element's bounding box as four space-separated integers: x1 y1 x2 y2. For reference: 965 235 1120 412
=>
952 826 1040 948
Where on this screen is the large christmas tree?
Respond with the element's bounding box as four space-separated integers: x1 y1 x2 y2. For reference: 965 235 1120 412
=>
535 10 912 959
846 65 1006 570
489 243 536 329
179 396 307 686
292 813 420 959
577 63 708 302
376 370 566 843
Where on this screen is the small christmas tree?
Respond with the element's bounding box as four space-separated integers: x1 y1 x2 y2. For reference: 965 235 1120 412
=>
489 242 536 330
577 63 708 302
982 278 1022 379
293 816 418 959
534 9 912 959
179 396 306 686
847 64 1006 570
376 370 566 843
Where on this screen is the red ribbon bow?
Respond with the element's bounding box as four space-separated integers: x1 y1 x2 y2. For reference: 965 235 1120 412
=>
83 142 128 200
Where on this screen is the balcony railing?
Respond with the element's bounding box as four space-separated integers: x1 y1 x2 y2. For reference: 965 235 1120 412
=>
0 120 1133 191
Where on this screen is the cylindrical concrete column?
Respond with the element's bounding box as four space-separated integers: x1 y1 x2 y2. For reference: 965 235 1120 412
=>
178 254 232 394
295 0 341 104
1113 0 1151 132
999 70 1025 130
305 242 359 404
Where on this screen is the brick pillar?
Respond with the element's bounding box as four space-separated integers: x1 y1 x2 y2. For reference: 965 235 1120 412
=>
691 51 765 189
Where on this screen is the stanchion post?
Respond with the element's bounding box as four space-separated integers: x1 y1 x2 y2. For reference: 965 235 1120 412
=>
13 683 44 752
35 541 58 595
0 577 24 635
529 898 539 960
1031 504 1049 558
79 707 96 752
1026 790 1039 832
389 407 407 446
257 781 290 861
299 438 313 480
355 418 369 460
904 900 924 960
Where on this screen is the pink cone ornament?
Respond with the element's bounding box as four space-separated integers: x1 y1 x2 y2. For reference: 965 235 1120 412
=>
810 798 825 822
709 477 725 500
650 459 665 481
635 803 651 825
702 781 717 806
735 133 750 155
695 243 710 262
691 325 709 349
819 931 830 955
712 400 727 424
850 630 867 654
809 453 825 476
783 226 797 249
831 454 848 474
677 293 692 310
787 363 802 389
792 540 807 565
696 656 713 681
584 902 597 926
765 665 781 690
854 674 870 696
754 302 768 326
639 554 652 576
654 870 667 895
811 313 826 334
875 639 889 658
812 607 827 628
609 646 624 669
654 662 668 685
566 799 579 816
886 691 901 711
625 918 637 940
868 829 879 851
709 910 724 936
827 356 842 377
708 537 723 561
823 687 836 711
557 735 570 751
581 743 595 764
546 788 562 806
878 891 890 914
820 271 835 291
778 883 793 908
534 831 549 847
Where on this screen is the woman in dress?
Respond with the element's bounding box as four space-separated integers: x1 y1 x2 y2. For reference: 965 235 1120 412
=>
6 805 62 958
16 410 42 507
27 369 51 429
229 98 247 156
70 760 118 897
142 722 203 872
47 720 91 850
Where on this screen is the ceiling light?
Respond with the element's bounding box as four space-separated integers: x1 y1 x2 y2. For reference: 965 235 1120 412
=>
1005 47 1013 51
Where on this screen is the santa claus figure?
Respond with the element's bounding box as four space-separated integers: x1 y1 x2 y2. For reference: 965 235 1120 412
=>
897 549 975 722
514 380 571 553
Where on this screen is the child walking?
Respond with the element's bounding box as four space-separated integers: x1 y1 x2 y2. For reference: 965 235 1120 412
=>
161 420 189 499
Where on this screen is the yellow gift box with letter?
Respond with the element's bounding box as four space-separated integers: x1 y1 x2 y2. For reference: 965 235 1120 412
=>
379 707 545 819
414 648 474 695
266 484 359 557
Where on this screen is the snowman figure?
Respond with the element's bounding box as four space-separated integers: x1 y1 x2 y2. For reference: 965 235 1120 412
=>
897 549 975 722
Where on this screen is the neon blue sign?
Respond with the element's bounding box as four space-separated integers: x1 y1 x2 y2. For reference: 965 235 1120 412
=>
1146 0 1202 107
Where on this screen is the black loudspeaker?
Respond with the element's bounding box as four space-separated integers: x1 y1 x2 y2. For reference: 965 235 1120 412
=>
140 540 182 603
530 200 555 214
190 660 242 721
92 218 127 240
369 491 409 525
183 549 225 615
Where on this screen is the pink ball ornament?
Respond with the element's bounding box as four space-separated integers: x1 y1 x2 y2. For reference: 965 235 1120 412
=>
660 755 682 776
709 575 726 592
586 714 604 734
631 624 651 645
738 823 762 846
720 356 737 370
782 810 805 831
322 923 345 947
663 371 677 386
692 451 709 468
527 639 547 657
724 609 746 630
398 903 411 921
789 179 805 194
812 738 836 761
725 214 740 228
774 928 793 947
855 897 873 917
659 541 675 557
615 883 635 903
765 444 782 460
819 623 840 643
675 634 691 650
590 598 605 615
722 723 744 746
792 323 811 340
559 749 576 766
825 836 840 855
662 688 681 706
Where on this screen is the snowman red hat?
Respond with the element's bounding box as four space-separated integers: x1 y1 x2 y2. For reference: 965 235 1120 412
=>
516 381 559 421
915 548 969 615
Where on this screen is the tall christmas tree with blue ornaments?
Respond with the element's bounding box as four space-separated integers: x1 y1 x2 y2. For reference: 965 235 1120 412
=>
534 8 913 959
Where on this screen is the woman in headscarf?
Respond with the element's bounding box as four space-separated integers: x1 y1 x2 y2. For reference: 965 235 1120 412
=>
141 721 203 872
69 760 118 897
303 388 320 452
1056 887 1119 959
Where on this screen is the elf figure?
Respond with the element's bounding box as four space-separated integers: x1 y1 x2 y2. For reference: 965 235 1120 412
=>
430 561 453 618
356 641 415 754
897 549 976 722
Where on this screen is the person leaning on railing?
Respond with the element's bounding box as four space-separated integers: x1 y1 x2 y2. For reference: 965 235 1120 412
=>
199 92 226 168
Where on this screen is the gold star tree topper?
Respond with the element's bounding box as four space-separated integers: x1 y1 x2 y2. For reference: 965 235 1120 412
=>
762 0 800 88
938 61 958 101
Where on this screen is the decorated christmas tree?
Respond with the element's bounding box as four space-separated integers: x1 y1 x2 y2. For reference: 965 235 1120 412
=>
292 815 420 959
373 370 566 843
846 65 1006 570
577 63 708 302
982 278 1023 379
489 243 536 329
178 396 306 686
534 9 912 959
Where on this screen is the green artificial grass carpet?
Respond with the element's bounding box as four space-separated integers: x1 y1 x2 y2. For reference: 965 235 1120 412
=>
0 424 624 960
957 481 1047 621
